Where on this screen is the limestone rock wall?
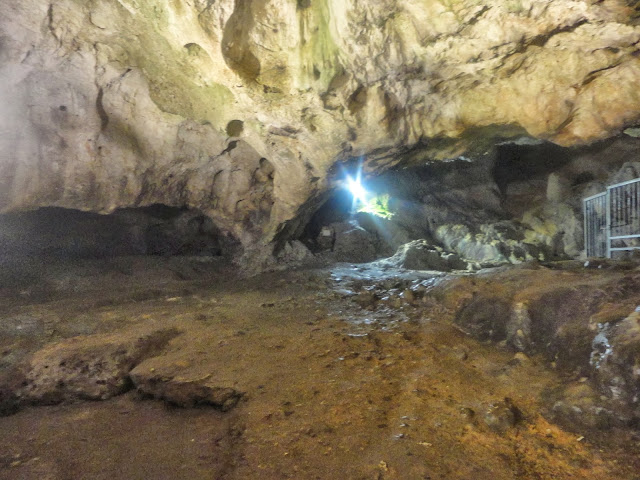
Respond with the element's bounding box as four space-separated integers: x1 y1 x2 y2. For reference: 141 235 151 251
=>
2 0 640 246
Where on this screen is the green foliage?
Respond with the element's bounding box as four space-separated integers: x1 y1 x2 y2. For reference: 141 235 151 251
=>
357 194 394 219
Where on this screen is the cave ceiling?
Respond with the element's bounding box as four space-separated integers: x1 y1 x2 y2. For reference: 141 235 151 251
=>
2 0 640 245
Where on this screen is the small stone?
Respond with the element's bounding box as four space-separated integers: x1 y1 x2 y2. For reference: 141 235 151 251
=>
460 407 475 419
334 288 356 298
511 352 530 365
354 291 377 309
454 347 469 361
402 289 415 303
483 398 522 434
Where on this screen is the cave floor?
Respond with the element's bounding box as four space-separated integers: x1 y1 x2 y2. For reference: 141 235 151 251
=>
0 257 639 480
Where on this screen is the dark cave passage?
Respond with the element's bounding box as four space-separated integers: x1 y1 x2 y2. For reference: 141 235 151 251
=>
299 189 353 253
492 141 573 200
0 205 238 261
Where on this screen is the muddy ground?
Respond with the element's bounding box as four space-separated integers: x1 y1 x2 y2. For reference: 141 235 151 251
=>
0 257 639 479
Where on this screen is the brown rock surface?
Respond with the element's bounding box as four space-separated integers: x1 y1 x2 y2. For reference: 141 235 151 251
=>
129 329 245 410
1 258 640 478
2 1 640 245
12 326 180 405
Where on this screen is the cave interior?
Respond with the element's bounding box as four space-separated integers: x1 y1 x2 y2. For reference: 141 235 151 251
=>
3 0 640 478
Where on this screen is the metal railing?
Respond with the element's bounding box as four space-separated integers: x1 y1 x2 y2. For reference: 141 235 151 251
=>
584 178 640 258
584 191 607 258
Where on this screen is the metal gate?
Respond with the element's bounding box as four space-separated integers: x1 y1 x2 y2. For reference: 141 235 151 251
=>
584 192 607 258
584 178 640 258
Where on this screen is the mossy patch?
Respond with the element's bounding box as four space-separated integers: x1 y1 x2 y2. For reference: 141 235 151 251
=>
296 0 342 89
121 33 234 127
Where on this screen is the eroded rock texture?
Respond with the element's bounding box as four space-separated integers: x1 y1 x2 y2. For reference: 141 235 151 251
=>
2 0 640 245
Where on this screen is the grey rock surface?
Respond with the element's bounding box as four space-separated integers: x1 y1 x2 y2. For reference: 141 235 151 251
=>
378 239 468 272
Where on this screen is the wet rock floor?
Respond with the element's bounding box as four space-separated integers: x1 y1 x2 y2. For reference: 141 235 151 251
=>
0 257 639 479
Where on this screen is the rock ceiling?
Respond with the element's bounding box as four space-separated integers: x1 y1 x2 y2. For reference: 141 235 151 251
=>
1 0 640 245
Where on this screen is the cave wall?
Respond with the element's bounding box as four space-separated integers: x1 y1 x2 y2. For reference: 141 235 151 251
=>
2 0 640 248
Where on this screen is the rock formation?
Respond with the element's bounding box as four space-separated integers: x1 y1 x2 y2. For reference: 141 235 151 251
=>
2 0 640 248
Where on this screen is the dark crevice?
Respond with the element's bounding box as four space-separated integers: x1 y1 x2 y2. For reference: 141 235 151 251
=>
219 141 238 156
96 87 109 130
493 142 572 200
46 3 58 42
579 62 622 88
528 19 588 48
347 85 367 115
461 5 491 30
492 19 589 73
553 112 576 136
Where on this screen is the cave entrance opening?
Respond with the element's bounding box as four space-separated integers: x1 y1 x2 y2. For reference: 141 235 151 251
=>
0 205 238 263
584 177 640 258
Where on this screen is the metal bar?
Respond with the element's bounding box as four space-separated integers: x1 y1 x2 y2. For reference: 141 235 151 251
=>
592 198 596 257
628 186 632 236
585 193 606 203
587 200 595 257
602 195 607 257
620 188 624 232
607 177 640 190
591 198 596 257
631 183 640 231
618 188 622 229
624 188 628 237
584 180 640 259
617 188 621 231
627 187 631 235
583 198 589 257
593 199 597 257
584 192 607 202
606 187 612 258
631 183 638 232
610 234 640 240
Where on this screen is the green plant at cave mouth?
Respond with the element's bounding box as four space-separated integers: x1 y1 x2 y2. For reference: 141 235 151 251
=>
357 194 394 219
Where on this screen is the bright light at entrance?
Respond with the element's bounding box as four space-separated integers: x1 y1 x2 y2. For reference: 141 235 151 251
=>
346 174 367 204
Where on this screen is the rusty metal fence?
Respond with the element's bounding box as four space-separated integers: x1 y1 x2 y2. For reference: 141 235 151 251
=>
584 178 640 258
